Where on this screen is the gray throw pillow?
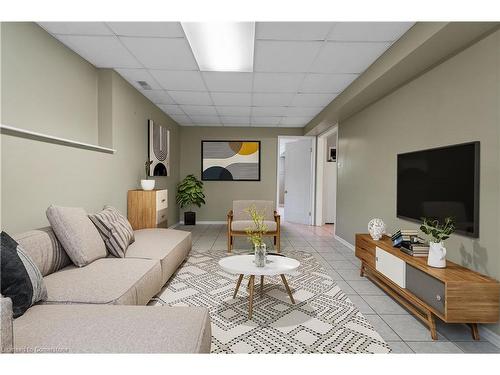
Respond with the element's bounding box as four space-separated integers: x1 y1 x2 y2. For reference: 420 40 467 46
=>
46 205 107 267
89 206 135 258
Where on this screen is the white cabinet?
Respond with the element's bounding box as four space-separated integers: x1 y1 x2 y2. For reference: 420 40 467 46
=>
375 247 406 288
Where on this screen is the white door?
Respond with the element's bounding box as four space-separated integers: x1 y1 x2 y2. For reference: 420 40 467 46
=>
324 161 336 223
284 139 313 224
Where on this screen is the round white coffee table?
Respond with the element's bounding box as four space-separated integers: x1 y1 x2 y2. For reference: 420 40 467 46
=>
218 254 300 319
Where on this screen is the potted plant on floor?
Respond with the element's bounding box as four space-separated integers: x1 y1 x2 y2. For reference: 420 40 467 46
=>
141 160 155 190
176 174 206 225
420 217 456 268
245 205 268 267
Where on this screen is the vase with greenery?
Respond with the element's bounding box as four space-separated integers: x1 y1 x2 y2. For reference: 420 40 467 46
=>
176 174 206 225
420 217 456 268
141 160 155 190
245 205 268 267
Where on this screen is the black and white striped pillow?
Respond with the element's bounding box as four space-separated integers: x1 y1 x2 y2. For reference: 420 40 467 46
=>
1 231 48 318
89 206 135 258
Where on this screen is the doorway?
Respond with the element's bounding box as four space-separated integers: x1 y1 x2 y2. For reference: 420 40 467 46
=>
315 126 338 230
276 136 316 225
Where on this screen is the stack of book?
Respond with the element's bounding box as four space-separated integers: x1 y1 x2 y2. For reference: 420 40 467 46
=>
391 229 430 257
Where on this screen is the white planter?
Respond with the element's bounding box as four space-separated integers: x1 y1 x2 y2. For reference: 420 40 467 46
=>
140 179 155 191
427 241 447 268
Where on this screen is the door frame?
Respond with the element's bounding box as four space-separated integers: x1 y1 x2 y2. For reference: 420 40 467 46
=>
276 135 316 224
315 125 338 229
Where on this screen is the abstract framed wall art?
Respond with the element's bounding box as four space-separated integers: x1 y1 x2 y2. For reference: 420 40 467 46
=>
201 140 261 181
148 119 169 176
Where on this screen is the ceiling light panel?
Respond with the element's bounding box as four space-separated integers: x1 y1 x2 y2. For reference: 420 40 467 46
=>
182 22 255 72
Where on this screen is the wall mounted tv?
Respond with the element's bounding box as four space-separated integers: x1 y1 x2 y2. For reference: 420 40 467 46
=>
397 142 480 238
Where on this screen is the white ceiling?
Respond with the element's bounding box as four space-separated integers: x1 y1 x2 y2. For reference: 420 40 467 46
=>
38 22 414 127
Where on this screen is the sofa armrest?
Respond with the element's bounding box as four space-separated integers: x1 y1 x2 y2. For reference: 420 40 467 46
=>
1 296 14 353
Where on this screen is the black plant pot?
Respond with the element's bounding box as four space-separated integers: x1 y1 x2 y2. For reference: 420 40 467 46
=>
184 211 196 225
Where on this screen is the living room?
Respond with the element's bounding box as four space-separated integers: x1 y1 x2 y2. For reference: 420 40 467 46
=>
1 0 500 372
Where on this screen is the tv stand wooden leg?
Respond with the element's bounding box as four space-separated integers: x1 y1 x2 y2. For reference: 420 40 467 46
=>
468 323 480 340
427 312 438 340
360 263 365 277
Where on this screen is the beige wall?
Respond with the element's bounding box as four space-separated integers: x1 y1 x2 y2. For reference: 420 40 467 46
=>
179 126 302 221
337 30 500 334
1 22 180 233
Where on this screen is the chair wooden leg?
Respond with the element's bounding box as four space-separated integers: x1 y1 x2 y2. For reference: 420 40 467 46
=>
277 233 281 253
274 236 277 245
227 232 232 253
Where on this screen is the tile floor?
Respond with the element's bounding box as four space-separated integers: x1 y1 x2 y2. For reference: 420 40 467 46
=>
175 221 500 354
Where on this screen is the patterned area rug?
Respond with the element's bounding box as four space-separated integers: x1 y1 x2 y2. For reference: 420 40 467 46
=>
150 249 390 354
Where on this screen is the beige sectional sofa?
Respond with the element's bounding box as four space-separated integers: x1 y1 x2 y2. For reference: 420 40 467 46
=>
1 226 211 353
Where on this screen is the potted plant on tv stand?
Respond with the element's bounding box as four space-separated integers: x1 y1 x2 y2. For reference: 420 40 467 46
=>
420 217 456 268
141 160 155 190
176 174 206 225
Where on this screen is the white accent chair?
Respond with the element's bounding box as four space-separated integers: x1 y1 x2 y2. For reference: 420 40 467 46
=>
227 200 281 253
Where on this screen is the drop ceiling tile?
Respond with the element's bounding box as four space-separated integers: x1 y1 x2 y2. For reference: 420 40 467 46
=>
254 41 323 72
180 105 218 116
211 92 252 106
38 22 113 35
142 90 175 104
55 35 141 68
280 123 306 128
120 37 197 70
168 91 212 105
286 107 323 117
115 68 161 90
251 116 282 125
291 93 336 107
252 93 294 107
158 104 185 115
190 115 221 125
196 123 224 127
216 106 251 116
256 22 334 41
301 73 358 93
106 22 184 37
280 117 311 126
220 116 250 125
251 107 288 117
311 42 391 73
202 72 253 92
224 123 252 127
253 73 305 93
328 22 413 42
251 123 280 128
150 70 206 91
169 114 192 124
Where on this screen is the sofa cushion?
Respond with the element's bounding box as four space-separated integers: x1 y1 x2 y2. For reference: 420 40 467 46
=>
43 258 162 305
233 200 275 221
46 205 107 267
14 304 211 353
125 229 191 284
231 220 277 232
1 232 47 318
1 296 14 353
13 227 71 277
89 206 135 258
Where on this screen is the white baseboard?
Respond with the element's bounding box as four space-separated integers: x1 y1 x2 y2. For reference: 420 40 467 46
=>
334 234 355 251
479 325 500 348
178 220 226 225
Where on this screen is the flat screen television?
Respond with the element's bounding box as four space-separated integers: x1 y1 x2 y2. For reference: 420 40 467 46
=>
397 142 480 238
